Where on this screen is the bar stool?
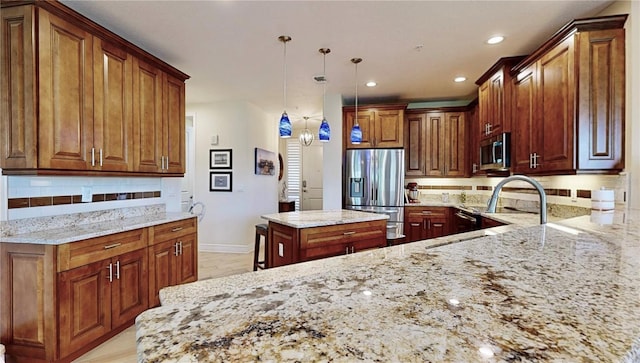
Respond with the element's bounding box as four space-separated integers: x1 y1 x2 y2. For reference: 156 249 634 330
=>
253 224 268 271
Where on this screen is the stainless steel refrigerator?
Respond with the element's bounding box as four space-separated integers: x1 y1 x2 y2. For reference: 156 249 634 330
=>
344 149 405 239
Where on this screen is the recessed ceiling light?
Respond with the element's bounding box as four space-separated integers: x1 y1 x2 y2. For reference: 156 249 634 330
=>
366 81 377 87
487 36 504 45
454 76 466 83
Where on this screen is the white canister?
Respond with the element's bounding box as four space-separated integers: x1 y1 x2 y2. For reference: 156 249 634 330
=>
590 210 615 225
591 188 615 211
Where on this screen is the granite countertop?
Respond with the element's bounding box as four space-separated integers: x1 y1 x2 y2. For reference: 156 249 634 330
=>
137 209 640 362
0 212 195 245
261 209 389 228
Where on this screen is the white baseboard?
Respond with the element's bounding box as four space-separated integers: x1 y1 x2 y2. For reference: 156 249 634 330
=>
199 242 252 254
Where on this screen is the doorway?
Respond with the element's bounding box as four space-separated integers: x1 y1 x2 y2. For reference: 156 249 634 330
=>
285 139 323 211
181 114 195 212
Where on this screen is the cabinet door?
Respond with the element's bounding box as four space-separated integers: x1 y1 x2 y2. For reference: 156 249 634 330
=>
405 113 426 176
164 73 186 173
148 239 177 307
133 58 163 172
478 81 490 138
427 217 449 239
444 112 467 177
537 36 575 172
512 63 538 173
58 259 111 359
467 104 481 175
424 113 444 176
488 71 504 136
93 38 133 172
374 109 404 148
344 110 375 149
38 10 94 170
405 218 424 243
268 223 297 268
111 249 148 327
576 28 625 171
176 234 198 285
0 6 37 169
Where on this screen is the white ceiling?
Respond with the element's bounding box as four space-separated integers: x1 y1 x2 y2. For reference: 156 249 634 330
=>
61 0 614 124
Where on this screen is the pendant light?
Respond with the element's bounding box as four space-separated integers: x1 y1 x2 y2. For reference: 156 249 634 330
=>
299 116 314 146
318 48 331 142
350 58 363 144
278 35 292 138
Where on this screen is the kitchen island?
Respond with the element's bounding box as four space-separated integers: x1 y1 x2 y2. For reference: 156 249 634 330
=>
136 209 640 362
260 209 389 268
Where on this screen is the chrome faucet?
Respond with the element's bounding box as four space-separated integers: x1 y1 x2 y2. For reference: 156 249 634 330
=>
486 175 547 224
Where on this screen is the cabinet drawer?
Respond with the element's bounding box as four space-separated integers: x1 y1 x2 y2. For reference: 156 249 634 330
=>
300 221 386 249
57 228 147 272
405 207 448 218
150 218 197 244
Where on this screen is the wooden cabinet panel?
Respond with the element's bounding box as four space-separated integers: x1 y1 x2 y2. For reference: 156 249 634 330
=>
148 217 197 306
268 223 298 268
133 58 163 173
405 207 450 243
299 221 386 262
148 240 176 307
406 111 468 177
0 2 188 175
37 9 94 170
164 73 186 173
93 38 133 172
343 105 405 149
176 233 197 285
58 258 112 358
111 248 148 327
511 16 626 175
577 28 625 170
0 6 37 169
405 113 426 176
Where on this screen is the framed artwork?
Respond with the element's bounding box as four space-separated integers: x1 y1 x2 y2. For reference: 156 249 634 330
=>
255 148 276 176
209 172 232 192
210 149 232 169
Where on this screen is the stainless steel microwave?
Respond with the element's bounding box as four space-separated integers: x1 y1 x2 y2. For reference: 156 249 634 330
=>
480 132 511 171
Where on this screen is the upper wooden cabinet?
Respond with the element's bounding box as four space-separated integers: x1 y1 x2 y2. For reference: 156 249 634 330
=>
343 105 405 149
511 15 626 174
0 1 188 175
475 56 524 140
405 109 469 178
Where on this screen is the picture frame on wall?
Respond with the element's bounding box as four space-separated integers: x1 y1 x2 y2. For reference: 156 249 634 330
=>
255 148 276 176
209 172 232 192
210 149 232 169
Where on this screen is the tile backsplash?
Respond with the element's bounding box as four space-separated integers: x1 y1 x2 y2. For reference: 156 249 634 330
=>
1 175 175 221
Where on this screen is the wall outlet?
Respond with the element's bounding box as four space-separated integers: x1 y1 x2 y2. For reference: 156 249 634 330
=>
81 187 92 203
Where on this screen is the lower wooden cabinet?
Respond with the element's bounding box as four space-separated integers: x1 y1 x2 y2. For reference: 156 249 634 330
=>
267 220 387 268
405 207 450 243
58 248 148 358
0 217 197 363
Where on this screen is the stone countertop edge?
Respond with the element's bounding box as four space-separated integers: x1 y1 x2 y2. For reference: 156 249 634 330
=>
261 209 389 228
0 212 195 245
140 208 640 362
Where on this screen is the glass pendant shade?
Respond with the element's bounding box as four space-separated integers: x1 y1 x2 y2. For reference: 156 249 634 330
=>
319 117 330 142
279 112 292 138
350 124 362 144
299 128 314 146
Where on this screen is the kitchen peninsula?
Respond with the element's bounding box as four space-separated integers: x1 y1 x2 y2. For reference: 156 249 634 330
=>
137 209 640 362
260 210 388 267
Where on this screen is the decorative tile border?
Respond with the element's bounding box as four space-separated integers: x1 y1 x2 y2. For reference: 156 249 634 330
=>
7 191 161 209
417 185 473 190
501 187 571 197
577 189 591 199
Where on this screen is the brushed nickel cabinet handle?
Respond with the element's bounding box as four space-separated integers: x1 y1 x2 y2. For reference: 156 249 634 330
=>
115 260 120 280
343 231 356 236
107 263 113 283
103 243 122 249
171 227 183 232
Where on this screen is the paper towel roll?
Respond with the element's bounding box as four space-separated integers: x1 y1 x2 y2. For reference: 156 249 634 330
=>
591 188 614 211
590 210 614 224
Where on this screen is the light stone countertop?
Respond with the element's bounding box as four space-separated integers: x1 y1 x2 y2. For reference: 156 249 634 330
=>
137 208 640 362
0 212 195 245
261 209 389 228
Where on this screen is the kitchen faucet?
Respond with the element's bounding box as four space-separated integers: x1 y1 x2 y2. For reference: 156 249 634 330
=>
486 175 547 224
